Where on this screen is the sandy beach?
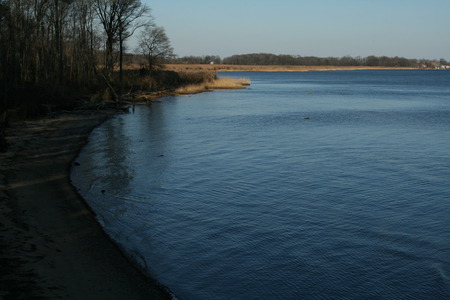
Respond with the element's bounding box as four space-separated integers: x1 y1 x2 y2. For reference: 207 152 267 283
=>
0 109 170 299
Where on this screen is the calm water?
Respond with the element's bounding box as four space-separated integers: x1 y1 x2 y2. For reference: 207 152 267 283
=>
72 70 450 299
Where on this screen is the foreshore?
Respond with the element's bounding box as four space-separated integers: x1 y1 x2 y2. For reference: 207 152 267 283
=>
0 109 171 299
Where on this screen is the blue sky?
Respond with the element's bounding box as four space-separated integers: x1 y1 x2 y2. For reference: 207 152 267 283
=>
146 0 450 60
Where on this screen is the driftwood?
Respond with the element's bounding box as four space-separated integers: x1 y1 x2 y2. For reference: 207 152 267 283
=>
99 73 119 103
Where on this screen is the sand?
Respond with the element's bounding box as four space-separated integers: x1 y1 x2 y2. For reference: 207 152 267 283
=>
0 109 171 299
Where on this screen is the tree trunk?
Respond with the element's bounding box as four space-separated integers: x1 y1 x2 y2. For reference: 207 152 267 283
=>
119 29 123 101
105 35 114 76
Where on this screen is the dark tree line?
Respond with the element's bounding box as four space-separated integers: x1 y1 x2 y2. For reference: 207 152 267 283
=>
171 53 447 69
0 0 161 94
170 55 221 65
0 0 174 145
1 0 100 94
222 53 420 67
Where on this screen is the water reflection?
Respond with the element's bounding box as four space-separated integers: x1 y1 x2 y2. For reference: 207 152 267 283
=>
72 115 135 229
71 102 175 267
101 118 134 194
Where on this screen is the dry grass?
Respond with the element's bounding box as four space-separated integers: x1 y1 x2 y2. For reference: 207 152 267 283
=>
206 77 251 89
164 64 417 73
174 84 209 95
175 76 251 95
177 71 216 84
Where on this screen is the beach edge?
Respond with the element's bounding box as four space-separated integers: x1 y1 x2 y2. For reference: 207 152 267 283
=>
0 109 171 299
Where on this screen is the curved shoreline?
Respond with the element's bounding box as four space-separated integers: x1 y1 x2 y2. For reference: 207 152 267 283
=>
0 109 170 299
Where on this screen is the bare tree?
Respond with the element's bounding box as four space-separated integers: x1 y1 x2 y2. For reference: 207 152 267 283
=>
50 0 71 85
94 0 150 98
137 25 173 71
66 0 98 86
116 0 150 92
94 0 120 76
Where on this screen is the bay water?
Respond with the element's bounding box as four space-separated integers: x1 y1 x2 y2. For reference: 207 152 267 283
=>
71 70 450 299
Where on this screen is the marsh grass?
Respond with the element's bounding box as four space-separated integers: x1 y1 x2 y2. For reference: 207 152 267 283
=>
206 77 251 89
165 64 416 73
112 68 249 100
2 66 249 124
178 71 216 84
175 77 251 94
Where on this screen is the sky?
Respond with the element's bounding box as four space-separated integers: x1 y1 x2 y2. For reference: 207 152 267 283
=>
145 0 450 60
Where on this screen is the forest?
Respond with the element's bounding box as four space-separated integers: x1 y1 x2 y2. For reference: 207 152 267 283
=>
0 0 181 147
222 53 417 67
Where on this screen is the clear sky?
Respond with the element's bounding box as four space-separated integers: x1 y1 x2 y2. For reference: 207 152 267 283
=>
145 0 450 60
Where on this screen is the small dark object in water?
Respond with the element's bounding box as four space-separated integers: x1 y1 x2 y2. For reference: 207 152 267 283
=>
304 117 310 119
73 162 80 166
101 190 106 194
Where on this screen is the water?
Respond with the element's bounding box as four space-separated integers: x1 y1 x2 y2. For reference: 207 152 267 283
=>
72 70 450 299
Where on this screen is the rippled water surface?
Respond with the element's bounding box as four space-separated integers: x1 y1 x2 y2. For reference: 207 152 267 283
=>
72 70 450 299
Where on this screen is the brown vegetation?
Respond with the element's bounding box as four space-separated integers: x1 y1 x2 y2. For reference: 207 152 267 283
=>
174 76 250 94
164 64 417 73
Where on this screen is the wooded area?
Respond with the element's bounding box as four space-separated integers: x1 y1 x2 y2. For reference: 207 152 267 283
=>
0 0 179 147
222 53 418 67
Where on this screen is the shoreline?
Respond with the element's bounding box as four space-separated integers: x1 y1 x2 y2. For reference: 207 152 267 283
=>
0 109 171 299
163 63 418 73
0 67 420 298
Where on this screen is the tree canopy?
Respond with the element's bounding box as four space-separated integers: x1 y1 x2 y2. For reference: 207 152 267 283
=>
136 25 174 70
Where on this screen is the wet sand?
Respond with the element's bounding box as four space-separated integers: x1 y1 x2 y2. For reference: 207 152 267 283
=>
0 110 170 299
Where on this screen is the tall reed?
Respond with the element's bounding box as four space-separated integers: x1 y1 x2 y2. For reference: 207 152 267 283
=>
174 77 251 94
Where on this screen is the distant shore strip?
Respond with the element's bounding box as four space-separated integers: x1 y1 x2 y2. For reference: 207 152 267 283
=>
164 64 418 73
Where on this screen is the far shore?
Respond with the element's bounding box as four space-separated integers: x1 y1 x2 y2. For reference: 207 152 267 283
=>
163 63 418 73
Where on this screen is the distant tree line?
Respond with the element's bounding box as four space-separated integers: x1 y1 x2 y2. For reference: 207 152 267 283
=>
170 53 447 68
221 53 420 67
170 55 222 65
